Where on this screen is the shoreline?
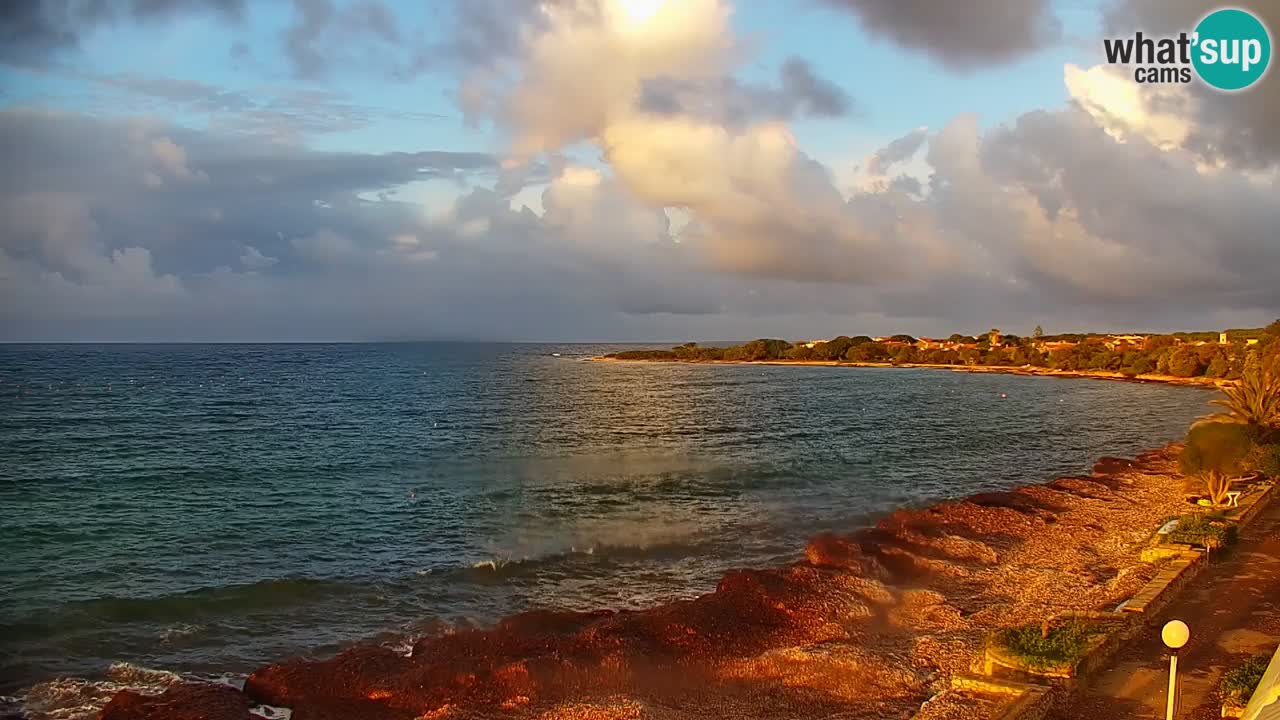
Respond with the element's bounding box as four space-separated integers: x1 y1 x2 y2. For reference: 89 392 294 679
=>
101 445 1201 720
591 356 1231 388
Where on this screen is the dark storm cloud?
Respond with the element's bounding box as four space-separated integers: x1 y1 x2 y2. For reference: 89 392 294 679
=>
0 0 244 66
819 0 1061 68
1102 0 1280 168
637 57 855 125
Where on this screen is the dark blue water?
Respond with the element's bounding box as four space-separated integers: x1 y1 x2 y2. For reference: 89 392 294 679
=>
0 343 1215 709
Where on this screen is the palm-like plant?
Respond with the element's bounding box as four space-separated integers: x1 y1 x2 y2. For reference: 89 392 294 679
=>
1196 361 1280 429
1196 470 1233 506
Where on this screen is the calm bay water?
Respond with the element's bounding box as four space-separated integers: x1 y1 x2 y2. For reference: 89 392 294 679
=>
0 343 1215 703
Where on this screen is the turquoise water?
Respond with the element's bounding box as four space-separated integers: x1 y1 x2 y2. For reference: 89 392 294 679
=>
0 343 1214 705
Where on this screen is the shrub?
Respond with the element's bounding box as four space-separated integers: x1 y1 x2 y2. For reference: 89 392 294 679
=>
995 620 1107 672
1181 422 1259 476
1167 513 1236 548
1221 655 1270 702
1249 442 1280 478
1197 470 1233 506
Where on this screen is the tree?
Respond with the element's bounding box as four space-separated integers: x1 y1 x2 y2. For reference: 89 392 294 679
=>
846 343 889 363
811 336 852 361
786 344 814 361
1197 361 1280 429
1033 325 1044 338
1265 318 1280 337
1166 347 1205 378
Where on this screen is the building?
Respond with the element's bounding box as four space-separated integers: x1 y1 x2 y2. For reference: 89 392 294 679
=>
1221 331 1230 344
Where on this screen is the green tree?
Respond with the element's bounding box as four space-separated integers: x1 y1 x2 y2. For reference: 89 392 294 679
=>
1033 325 1044 338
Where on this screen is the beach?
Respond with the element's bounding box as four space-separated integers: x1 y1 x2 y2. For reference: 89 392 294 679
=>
100 445 1194 719
592 355 1233 389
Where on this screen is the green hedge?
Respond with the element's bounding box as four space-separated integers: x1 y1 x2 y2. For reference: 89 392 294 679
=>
994 620 1111 672
1166 514 1236 549
1222 655 1270 702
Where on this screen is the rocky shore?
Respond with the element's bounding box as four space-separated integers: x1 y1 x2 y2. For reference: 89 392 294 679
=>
593 356 1230 388
98 447 1193 720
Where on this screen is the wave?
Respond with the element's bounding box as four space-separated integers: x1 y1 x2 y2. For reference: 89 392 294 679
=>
2 578 366 643
414 537 710 583
0 662 293 720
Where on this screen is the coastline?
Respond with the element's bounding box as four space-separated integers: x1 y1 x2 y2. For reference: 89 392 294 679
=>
591 356 1232 388
101 445 1200 720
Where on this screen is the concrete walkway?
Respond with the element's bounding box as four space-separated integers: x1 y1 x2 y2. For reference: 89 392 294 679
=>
1050 496 1280 719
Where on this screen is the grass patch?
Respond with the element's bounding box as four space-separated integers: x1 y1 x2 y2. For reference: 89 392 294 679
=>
993 620 1113 672
1167 513 1237 549
1221 655 1270 702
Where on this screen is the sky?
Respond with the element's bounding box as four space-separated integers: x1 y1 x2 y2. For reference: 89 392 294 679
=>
0 0 1277 342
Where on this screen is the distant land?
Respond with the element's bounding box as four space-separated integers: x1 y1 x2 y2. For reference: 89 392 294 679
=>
597 322 1280 386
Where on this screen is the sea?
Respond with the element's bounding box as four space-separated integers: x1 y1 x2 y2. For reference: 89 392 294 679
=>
0 343 1216 717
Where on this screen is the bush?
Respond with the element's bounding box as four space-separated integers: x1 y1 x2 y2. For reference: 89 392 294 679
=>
1250 442 1280 478
1221 655 1270 702
995 620 1108 672
1182 422 1259 476
1167 513 1236 548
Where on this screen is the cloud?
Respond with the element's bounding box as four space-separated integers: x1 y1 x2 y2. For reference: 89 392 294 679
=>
458 0 926 285
88 79 453 145
0 0 245 66
637 57 854 125
865 126 928 175
282 0 415 79
238 245 277 271
0 109 728 341
819 0 1061 68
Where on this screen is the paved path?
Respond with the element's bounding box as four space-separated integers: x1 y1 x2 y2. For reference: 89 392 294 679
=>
1051 496 1280 719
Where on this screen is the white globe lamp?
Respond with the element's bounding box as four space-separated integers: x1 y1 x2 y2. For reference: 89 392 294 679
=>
1162 620 1190 719
1162 619 1190 650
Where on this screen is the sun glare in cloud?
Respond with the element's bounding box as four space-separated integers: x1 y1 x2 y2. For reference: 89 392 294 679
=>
615 0 665 26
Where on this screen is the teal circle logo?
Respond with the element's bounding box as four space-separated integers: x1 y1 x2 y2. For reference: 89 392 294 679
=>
1192 8 1271 91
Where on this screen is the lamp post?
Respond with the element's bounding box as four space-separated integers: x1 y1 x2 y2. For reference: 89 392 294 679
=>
1162 620 1190 720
